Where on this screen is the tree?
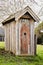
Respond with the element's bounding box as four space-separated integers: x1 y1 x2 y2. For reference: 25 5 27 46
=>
35 22 43 36
35 22 43 44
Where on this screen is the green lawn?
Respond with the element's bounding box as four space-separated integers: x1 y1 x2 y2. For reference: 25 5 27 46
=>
0 42 43 65
0 42 5 48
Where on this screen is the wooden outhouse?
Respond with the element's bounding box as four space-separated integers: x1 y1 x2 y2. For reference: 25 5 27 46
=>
2 6 40 55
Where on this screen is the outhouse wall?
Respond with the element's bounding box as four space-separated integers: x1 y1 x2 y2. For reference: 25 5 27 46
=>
4 21 16 54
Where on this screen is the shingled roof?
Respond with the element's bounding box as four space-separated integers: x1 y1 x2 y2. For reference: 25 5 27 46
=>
2 6 40 25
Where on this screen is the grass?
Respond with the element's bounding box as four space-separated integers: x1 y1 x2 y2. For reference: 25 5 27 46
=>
0 42 5 48
0 42 43 65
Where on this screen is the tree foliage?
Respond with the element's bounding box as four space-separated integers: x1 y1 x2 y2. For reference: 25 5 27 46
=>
35 22 43 44
35 22 43 37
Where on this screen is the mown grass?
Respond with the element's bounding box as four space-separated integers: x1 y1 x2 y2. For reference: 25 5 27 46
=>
0 42 5 48
0 42 43 65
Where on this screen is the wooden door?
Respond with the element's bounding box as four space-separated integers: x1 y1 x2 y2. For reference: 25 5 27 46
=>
20 24 30 54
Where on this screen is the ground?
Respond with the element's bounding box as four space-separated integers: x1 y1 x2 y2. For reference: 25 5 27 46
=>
0 42 43 65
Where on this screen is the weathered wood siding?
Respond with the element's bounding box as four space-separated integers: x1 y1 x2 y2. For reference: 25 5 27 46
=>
30 20 35 55
4 24 10 51
11 22 16 53
4 21 16 54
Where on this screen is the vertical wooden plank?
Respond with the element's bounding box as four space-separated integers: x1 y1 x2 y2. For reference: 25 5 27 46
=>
32 22 35 55
10 21 16 54
13 22 16 54
30 21 35 55
16 20 19 55
4 25 7 51
10 23 12 52
7 24 10 50
4 24 10 51
12 22 15 53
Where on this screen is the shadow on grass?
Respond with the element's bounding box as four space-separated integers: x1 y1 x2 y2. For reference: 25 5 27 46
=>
0 48 43 63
